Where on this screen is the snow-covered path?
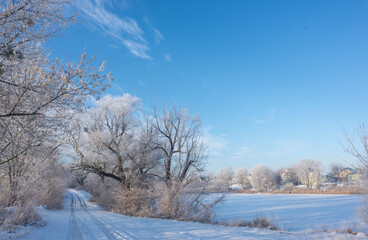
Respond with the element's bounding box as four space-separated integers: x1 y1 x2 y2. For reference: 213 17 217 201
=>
63 189 296 240
2 189 365 240
65 190 142 240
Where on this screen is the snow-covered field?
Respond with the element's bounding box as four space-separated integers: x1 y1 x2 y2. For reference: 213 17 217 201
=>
0 190 366 240
215 193 363 231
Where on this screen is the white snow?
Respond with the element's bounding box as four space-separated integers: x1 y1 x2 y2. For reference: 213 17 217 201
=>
0 190 366 240
214 193 363 231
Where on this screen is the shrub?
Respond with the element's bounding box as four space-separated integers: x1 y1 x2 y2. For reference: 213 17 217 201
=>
214 216 279 231
112 187 155 217
0 203 40 229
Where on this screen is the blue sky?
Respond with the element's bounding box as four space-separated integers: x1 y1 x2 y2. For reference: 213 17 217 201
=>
48 0 368 173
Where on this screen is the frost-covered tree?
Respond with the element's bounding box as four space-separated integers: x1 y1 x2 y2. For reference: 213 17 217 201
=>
147 105 209 219
66 95 164 216
234 168 251 189
215 166 235 191
0 0 111 226
344 124 368 182
251 164 277 192
0 0 75 59
0 0 111 167
0 51 111 167
294 159 321 188
68 94 157 188
68 99 216 221
343 125 368 225
149 106 206 185
275 168 285 186
0 141 68 226
0 0 111 170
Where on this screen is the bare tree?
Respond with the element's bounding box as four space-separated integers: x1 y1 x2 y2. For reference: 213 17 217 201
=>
215 166 235 191
65 95 167 216
294 159 321 189
0 139 68 227
280 168 299 186
67 101 217 221
0 0 112 226
67 94 154 188
0 52 111 166
0 0 75 59
149 105 206 186
328 162 344 182
147 105 210 219
0 0 112 168
344 124 368 180
344 125 368 225
274 168 284 187
251 164 276 192
234 168 251 189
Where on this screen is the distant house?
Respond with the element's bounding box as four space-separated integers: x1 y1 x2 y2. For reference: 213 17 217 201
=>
338 168 360 182
247 174 253 187
281 169 298 185
355 168 363 176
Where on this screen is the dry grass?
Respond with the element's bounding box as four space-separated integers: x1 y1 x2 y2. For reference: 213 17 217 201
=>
233 187 364 195
233 189 256 194
269 187 364 195
214 216 279 231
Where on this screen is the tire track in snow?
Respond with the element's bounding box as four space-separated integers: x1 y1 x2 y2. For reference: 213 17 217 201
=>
66 191 107 240
66 193 84 240
73 192 141 240
92 211 141 240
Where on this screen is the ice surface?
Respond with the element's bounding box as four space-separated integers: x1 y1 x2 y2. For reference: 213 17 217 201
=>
214 193 363 231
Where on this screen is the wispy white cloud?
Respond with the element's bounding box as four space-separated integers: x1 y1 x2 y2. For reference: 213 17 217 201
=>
76 0 151 59
203 127 231 157
164 53 172 62
153 28 164 43
137 80 147 88
109 82 125 95
143 17 165 45
264 140 306 158
122 39 151 59
232 145 254 159
252 109 276 124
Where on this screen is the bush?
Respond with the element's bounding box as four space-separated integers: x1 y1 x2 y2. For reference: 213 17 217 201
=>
214 216 279 231
152 181 222 223
112 187 155 217
0 153 67 228
82 175 118 210
0 204 40 229
37 162 68 210
82 176 222 224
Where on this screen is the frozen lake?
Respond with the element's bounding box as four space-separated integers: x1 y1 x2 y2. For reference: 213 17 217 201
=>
214 193 363 231
1 191 364 239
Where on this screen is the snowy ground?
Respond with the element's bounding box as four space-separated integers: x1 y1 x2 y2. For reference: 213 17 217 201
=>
0 190 366 240
215 193 364 231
